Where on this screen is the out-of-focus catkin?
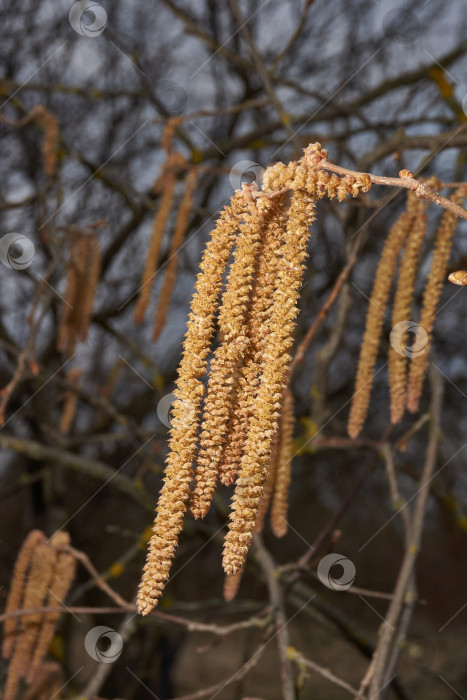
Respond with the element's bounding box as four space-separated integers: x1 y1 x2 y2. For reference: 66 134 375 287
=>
153 169 198 341
406 186 467 413
388 192 428 424
271 389 294 538
347 209 412 439
134 154 183 324
223 568 244 602
136 190 249 615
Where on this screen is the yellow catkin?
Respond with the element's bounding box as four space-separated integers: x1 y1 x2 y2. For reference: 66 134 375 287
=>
2 530 46 660
27 533 76 684
134 166 177 324
271 388 294 538
223 568 244 602
137 190 249 615
190 186 275 519
223 179 316 576
347 209 413 438
59 367 81 434
3 542 56 700
406 186 467 412
388 192 428 424
218 197 287 487
153 169 198 341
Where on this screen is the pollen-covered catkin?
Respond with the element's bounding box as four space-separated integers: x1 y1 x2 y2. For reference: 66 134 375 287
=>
406 186 467 412
218 195 287 488
223 184 316 576
388 193 428 424
137 190 249 615
271 388 294 538
191 187 275 519
347 209 412 439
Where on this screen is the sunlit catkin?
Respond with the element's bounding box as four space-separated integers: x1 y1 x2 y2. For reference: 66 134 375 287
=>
191 186 274 519
218 196 287 488
223 184 316 576
153 169 198 341
388 193 428 424
254 429 280 534
407 186 467 412
137 190 249 615
271 388 294 538
348 210 412 438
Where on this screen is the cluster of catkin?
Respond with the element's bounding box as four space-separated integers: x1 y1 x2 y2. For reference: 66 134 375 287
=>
58 229 100 357
348 183 467 437
2 530 76 700
137 143 373 615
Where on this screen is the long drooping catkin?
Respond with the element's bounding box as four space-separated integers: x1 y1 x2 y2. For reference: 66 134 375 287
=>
58 232 100 356
407 186 467 412
271 388 294 538
78 233 100 342
137 191 249 615
27 533 76 684
218 196 287 488
2 530 46 660
347 210 412 439
223 568 244 602
3 542 56 700
134 167 177 324
190 188 274 519
223 185 316 576
388 193 428 424
153 169 198 341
